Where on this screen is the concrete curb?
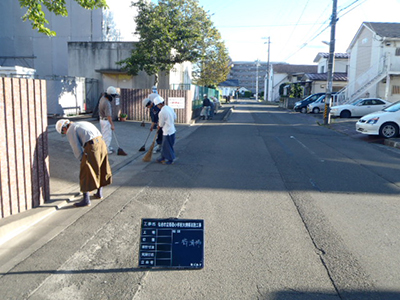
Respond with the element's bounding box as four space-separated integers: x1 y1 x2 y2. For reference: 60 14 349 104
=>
223 107 233 122
384 138 400 149
0 196 75 245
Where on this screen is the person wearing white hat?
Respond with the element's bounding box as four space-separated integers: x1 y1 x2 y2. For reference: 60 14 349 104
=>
142 96 163 153
99 86 119 154
153 96 177 165
55 119 112 207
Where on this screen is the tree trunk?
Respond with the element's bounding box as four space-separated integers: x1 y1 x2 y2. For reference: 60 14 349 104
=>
154 74 159 87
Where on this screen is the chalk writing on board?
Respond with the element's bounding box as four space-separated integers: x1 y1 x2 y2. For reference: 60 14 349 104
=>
139 218 204 269
177 238 202 248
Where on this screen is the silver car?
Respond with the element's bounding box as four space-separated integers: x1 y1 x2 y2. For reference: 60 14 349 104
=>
307 95 327 114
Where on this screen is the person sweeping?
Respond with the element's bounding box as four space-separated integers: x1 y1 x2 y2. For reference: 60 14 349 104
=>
153 96 177 165
99 86 119 154
142 96 163 153
55 119 112 207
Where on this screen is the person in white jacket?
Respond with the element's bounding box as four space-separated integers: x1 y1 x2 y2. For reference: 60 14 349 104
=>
153 96 176 165
98 86 119 154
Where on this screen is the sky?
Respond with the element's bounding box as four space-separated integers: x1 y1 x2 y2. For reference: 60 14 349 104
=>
108 0 400 65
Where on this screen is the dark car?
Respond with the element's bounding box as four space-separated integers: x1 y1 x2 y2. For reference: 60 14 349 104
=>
293 93 325 113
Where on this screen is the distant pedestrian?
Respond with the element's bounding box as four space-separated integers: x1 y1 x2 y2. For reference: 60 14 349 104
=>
200 94 211 120
99 86 119 154
142 96 163 154
55 119 112 207
209 98 215 120
154 96 177 165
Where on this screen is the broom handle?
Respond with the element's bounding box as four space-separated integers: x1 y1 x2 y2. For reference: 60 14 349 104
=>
145 130 151 144
112 131 120 148
151 130 158 144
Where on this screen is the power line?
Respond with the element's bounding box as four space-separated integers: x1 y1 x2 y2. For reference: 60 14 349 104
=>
283 0 367 62
281 0 311 51
216 23 327 29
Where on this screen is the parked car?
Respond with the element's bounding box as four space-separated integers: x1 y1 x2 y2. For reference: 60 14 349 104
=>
307 95 327 113
356 101 400 138
330 98 391 118
293 93 325 113
307 93 338 114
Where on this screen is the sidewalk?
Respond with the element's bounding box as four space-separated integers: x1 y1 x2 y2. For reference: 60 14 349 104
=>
0 102 235 246
0 114 201 245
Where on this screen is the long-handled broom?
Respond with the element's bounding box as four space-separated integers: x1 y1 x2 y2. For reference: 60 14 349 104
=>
139 130 151 152
112 131 128 156
142 131 158 162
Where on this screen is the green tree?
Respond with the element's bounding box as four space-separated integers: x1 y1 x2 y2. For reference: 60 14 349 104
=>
118 0 226 86
290 83 304 98
279 82 303 98
192 30 232 88
18 0 108 36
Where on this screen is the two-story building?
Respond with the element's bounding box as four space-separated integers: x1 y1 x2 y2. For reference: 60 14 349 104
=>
345 22 400 103
299 53 349 102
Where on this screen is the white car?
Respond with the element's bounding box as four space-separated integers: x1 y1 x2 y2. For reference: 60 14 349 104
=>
356 101 400 138
330 98 391 118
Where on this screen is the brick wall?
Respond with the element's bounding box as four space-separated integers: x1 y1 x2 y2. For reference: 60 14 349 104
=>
0 78 49 219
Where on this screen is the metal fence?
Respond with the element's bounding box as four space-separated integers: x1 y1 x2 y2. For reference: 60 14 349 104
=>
120 88 193 124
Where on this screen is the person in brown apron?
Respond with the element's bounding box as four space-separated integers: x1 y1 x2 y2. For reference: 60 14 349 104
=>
56 119 112 207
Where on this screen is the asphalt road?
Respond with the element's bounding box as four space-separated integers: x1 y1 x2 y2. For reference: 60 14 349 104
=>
2 100 400 299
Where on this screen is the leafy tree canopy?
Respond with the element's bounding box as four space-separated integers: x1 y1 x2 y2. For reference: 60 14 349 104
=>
118 0 229 86
18 0 108 36
192 30 232 88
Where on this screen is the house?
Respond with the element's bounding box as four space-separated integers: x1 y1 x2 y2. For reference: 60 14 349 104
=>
297 52 349 102
218 79 240 97
270 63 317 102
345 22 400 103
313 52 349 74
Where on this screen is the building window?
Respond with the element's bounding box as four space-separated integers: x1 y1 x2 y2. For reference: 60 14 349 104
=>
395 48 400 56
392 85 400 94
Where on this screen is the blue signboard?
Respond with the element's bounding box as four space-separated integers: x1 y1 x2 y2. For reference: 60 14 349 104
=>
139 218 204 269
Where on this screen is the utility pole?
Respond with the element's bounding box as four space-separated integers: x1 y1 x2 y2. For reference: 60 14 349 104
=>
323 0 338 125
263 37 271 102
255 59 260 101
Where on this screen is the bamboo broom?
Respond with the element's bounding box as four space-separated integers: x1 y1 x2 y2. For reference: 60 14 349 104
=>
142 131 158 162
